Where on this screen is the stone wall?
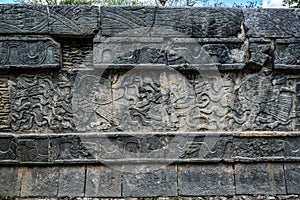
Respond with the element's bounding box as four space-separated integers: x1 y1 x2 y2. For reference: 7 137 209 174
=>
0 5 300 198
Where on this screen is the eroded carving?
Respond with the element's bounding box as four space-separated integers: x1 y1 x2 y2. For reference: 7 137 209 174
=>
233 71 295 131
112 69 194 131
0 37 60 68
10 74 60 131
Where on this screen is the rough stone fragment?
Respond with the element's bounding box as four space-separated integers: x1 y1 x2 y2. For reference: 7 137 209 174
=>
243 9 300 38
122 164 177 197
0 37 60 68
0 76 10 131
10 74 60 132
19 135 49 163
248 38 272 68
0 135 18 163
85 165 121 197
101 7 242 38
58 166 85 197
0 4 48 34
275 39 300 70
49 5 99 35
0 167 21 196
235 163 286 195
20 167 59 197
285 164 300 194
178 164 235 196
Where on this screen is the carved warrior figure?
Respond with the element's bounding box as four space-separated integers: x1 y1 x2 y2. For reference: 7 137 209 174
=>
234 70 294 131
72 73 113 131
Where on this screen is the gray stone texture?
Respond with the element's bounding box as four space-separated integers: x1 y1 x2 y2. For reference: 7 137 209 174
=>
0 4 49 34
275 39 300 69
243 9 300 38
0 5 99 35
61 38 93 69
0 135 18 163
235 164 286 195
58 166 85 197
285 163 300 194
0 167 21 196
20 167 59 197
0 76 10 131
178 164 235 196
100 7 242 37
19 135 49 163
0 37 60 69
85 165 121 197
122 165 177 197
49 6 99 35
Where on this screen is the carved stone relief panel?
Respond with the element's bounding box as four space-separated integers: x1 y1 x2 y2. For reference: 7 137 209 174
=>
0 37 60 68
59 71 113 132
0 76 10 131
10 74 60 132
112 69 195 131
233 71 296 131
194 72 235 131
275 39 300 70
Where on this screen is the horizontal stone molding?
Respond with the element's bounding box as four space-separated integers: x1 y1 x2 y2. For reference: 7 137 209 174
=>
0 5 99 35
0 36 61 68
93 37 245 70
1 132 300 164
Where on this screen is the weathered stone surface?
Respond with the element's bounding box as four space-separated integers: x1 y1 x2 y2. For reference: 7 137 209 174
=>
19 135 49 163
85 165 121 197
0 76 10 131
233 71 295 131
0 5 99 35
0 37 60 68
243 9 300 38
0 4 48 34
112 69 196 131
248 38 272 68
20 167 59 197
50 134 95 162
285 164 300 194
178 164 235 196
275 39 300 70
0 167 21 196
233 136 300 161
0 135 18 163
122 165 177 197
10 74 60 132
58 166 85 197
100 7 242 38
94 37 245 70
61 38 93 69
235 164 286 195
49 6 99 35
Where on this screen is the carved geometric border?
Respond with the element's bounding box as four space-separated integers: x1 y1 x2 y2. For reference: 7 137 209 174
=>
1 132 300 164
